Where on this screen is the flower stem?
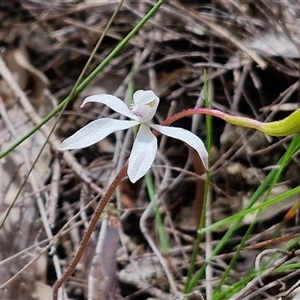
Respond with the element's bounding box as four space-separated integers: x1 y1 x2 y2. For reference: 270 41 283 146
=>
162 107 300 137
52 162 128 300
161 108 262 131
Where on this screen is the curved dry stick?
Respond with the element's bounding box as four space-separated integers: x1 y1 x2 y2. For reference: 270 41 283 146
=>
52 161 128 300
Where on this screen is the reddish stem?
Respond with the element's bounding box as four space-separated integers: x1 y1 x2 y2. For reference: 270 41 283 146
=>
52 161 128 300
160 108 217 126
161 108 262 130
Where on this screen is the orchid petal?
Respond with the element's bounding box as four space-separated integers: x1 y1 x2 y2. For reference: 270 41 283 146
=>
151 124 209 169
131 90 159 122
58 119 138 150
133 90 160 105
128 124 157 183
81 94 136 119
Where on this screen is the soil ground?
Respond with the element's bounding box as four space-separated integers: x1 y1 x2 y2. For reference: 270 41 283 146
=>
1 1 300 300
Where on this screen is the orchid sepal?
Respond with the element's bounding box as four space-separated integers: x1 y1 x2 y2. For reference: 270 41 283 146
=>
59 90 209 183
58 119 139 150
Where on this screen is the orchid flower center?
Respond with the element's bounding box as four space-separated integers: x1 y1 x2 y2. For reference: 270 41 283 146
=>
147 100 156 108
130 99 158 122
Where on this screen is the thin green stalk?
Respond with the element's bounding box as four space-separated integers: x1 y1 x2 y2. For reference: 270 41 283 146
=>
184 72 212 293
65 0 126 102
185 134 300 293
145 172 169 255
214 134 299 294
0 0 165 159
214 252 300 300
213 273 256 300
200 183 300 234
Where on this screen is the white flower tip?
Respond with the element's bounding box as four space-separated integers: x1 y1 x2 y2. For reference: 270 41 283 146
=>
80 95 97 108
57 140 70 151
57 135 84 151
128 173 139 183
57 143 70 151
202 155 209 170
194 144 209 170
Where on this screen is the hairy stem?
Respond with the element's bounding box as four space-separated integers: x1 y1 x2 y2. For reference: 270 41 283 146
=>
161 108 262 130
52 162 128 300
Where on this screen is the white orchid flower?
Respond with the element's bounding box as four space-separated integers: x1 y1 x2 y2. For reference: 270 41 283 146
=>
59 90 209 183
